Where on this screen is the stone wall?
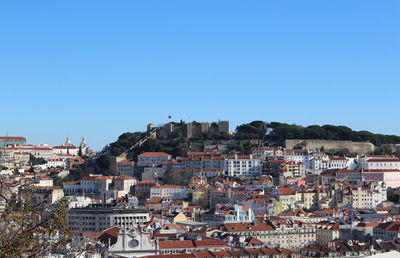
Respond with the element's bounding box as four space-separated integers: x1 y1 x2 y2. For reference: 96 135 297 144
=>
285 139 375 154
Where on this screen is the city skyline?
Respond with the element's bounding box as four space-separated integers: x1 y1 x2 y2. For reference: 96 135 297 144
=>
1 1 399 150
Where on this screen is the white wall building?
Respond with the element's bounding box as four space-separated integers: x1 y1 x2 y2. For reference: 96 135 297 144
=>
67 206 150 234
137 152 172 167
150 185 189 200
224 155 261 178
361 158 400 170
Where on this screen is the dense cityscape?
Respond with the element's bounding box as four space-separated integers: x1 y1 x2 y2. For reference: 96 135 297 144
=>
2 1 400 257
1 120 400 257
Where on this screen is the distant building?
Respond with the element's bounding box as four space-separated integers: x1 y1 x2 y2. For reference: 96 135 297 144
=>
135 180 157 203
83 226 157 257
116 159 135 176
67 205 150 234
0 136 26 147
137 152 172 167
221 221 316 250
200 204 255 227
19 186 64 204
150 185 189 200
224 155 261 178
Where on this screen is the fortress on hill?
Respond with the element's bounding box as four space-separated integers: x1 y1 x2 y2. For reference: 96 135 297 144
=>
147 120 229 139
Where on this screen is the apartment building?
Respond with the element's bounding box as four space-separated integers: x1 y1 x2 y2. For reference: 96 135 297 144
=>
150 185 189 200
137 152 172 167
224 155 261 178
221 221 316 250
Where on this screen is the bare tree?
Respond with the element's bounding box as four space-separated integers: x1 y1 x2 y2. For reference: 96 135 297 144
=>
0 176 72 257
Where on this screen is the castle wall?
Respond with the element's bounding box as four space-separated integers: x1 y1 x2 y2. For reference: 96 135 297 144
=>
285 139 375 154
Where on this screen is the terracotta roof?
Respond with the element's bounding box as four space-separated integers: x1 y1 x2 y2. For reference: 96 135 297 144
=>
329 157 347 161
278 187 296 195
158 240 195 249
246 237 263 245
118 159 133 163
367 159 400 162
138 180 157 184
222 222 274 232
376 206 392 211
152 185 183 189
83 226 121 246
187 152 205 155
146 198 163 204
0 136 26 141
53 145 77 149
194 239 227 248
138 152 171 157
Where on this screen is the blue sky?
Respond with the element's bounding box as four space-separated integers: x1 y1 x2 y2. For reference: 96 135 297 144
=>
1 1 399 150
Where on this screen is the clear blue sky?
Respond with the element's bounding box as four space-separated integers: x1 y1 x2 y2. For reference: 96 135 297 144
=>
1 1 399 151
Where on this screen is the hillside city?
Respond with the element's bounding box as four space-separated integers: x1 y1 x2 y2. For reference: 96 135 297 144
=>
2 120 400 257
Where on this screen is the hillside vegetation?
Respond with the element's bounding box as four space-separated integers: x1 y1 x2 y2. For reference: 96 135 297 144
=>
105 121 400 159
265 122 400 145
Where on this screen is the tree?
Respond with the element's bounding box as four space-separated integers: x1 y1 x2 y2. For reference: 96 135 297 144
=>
28 154 47 166
387 193 400 204
0 178 72 257
162 169 185 186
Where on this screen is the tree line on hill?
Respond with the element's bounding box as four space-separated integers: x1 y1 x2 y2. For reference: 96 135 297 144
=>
264 122 400 145
103 121 400 161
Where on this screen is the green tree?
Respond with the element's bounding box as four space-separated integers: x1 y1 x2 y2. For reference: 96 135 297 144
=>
162 169 185 186
387 193 400 204
28 154 47 166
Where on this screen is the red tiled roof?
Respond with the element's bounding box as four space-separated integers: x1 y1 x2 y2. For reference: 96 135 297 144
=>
54 145 78 149
367 159 400 162
278 187 295 195
194 239 228 248
118 159 133 163
187 152 205 155
0 137 26 141
152 185 183 189
329 157 347 161
138 180 157 184
146 198 163 204
158 240 195 249
222 222 274 232
138 152 171 157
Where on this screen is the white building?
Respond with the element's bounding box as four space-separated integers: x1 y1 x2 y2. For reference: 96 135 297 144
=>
224 155 261 178
103 227 157 257
361 158 400 170
351 184 387 209
283 149 308 163
137 152 172 167
63 175 136 200
67 206 150 234
307 156 350 171
150 185 189 200
142 165 165 181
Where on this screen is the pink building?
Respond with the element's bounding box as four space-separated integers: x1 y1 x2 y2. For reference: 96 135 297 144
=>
362 170 400 188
